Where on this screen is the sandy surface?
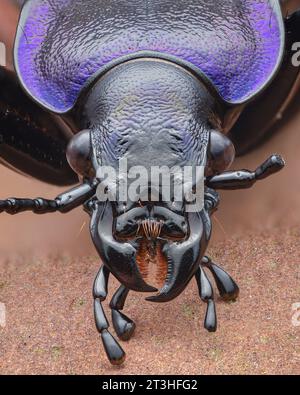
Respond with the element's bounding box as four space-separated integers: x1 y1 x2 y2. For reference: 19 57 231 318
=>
0 0 300 376
0 230 299 375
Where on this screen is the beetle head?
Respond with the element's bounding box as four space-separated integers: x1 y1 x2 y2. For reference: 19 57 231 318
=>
66 59 234 300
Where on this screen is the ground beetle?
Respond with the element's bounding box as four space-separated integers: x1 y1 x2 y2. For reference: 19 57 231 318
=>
0 0 299 365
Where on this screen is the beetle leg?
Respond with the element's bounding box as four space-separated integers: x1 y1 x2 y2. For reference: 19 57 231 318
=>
202 256 239 302
110 285 136 341
0 180 97 214
204 188 220 214
206 154 285 190
195 266 217 332
0 197 58 214
93 265 126 365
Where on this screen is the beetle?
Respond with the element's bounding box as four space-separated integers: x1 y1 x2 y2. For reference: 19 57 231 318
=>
0 0 299 365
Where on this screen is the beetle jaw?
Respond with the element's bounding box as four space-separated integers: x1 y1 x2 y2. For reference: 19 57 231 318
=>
90 201 157 293
90 200 207 300
146 211 206 302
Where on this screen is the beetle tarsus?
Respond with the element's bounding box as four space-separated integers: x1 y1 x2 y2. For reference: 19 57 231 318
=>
94 300 126 365
93 265 126 365
110 285 136 341
100 330 126 366
195 266 217 332
205 299 217 333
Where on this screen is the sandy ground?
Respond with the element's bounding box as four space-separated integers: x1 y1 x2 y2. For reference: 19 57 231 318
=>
0 229 299 375
0 0 300 375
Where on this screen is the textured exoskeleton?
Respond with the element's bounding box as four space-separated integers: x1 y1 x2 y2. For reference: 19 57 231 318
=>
0 0 299 365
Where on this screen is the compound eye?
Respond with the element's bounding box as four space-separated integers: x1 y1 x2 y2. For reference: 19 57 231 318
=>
66 130 94 177
206 131 236 176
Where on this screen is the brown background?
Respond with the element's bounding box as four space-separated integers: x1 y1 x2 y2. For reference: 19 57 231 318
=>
0 0 299 375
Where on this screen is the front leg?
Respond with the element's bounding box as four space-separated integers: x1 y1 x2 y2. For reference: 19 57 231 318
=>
93 265 126 365
0 181 97 214
206 154 285 190
195 266 217 332
202 257 239 302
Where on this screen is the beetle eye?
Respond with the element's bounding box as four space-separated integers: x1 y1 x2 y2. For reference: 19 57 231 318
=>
206 131 236 176
66 130 94 177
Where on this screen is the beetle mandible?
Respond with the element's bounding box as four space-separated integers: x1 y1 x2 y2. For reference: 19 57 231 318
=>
0 0 299 365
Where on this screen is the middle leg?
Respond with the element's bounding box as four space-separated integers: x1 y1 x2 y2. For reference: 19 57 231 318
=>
93 265 126 365
110 286 136 341
202 256 239 302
